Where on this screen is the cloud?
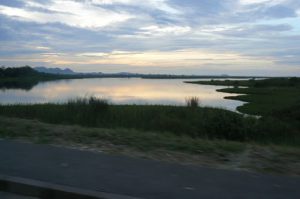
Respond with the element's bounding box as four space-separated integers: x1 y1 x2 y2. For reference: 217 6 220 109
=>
1 48 272 67
124 25 191 38
35 46 51 50
0 1 134 29
0 0 299 75
263 5 297 18
239 0 286 6
199 23 293 38
90 0 181 14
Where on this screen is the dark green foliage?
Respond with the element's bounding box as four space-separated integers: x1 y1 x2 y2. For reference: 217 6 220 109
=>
191 77 300 120
185 97 199 108
0 79 39 90
0 66 103 90
188 77 300 88
0 100 299 146
66 97 109 125
186 77 300 146
0 66 74 90
0 66 38 77
253 77 300 88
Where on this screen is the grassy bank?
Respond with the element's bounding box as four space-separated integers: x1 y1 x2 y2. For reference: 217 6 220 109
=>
0 116 244 155
0 97 299 146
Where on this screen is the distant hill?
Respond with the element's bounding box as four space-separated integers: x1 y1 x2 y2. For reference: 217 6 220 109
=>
2 66 265 80
34 66 76 75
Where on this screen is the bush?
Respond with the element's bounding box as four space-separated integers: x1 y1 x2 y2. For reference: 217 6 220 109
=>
66 96 109 125
186 97 200 108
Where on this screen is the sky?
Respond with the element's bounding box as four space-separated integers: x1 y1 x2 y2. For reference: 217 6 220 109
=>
0 0 299 75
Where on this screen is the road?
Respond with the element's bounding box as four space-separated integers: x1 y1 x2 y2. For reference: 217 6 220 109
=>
0 139 299 199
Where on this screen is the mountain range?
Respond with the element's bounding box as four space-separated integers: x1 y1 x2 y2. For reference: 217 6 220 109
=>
34 67 77 75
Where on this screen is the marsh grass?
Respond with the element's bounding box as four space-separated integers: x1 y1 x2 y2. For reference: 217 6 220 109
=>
186 96 200 108
0 97 299 146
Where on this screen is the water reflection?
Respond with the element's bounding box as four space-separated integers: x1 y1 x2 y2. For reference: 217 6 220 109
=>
0 78 244 111
0 80 39 91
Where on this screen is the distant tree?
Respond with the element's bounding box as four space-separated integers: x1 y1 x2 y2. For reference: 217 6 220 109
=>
0 66 38 78
233 80 239 88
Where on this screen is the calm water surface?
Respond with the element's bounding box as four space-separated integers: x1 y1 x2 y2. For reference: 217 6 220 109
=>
0 78 244 111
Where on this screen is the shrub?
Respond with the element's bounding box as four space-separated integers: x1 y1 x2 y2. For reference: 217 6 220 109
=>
186 97 199 108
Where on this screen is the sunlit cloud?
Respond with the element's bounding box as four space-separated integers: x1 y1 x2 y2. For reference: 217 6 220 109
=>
138 25 191 36
5 49 270 70
35 46 51 50
76 50 274 68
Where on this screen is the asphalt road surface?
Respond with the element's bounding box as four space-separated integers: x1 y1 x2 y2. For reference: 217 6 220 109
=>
0 192 37 199
0 139 299 199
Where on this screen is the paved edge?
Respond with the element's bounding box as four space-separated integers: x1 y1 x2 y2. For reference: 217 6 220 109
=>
0 174 141 199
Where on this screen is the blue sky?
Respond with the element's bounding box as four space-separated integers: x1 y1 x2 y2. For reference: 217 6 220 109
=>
0 0 299 75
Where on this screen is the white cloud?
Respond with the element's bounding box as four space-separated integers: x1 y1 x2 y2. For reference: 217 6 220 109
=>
138 25 191 37
0 1 134 29
36 46 51 50
77 52 109 57
90 0 181 14
91 0 132 4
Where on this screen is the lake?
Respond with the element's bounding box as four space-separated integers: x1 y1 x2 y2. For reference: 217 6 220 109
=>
0 78 244 111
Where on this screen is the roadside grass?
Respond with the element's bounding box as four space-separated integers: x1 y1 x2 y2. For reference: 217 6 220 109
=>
0 116 244 155
0 97 299 146
0 116 299 175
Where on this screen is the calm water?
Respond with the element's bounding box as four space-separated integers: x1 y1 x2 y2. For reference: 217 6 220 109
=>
0 78 244 111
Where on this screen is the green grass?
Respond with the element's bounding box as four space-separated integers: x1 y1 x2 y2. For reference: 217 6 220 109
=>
188 77 300 118
185 77 300 147
0 116 245 154
0 97 299 146
186 77 300 88
220 87 300 116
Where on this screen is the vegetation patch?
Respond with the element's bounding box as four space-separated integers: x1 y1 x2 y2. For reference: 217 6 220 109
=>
187 78 300 145
187 77 300 116
0 96 299 146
